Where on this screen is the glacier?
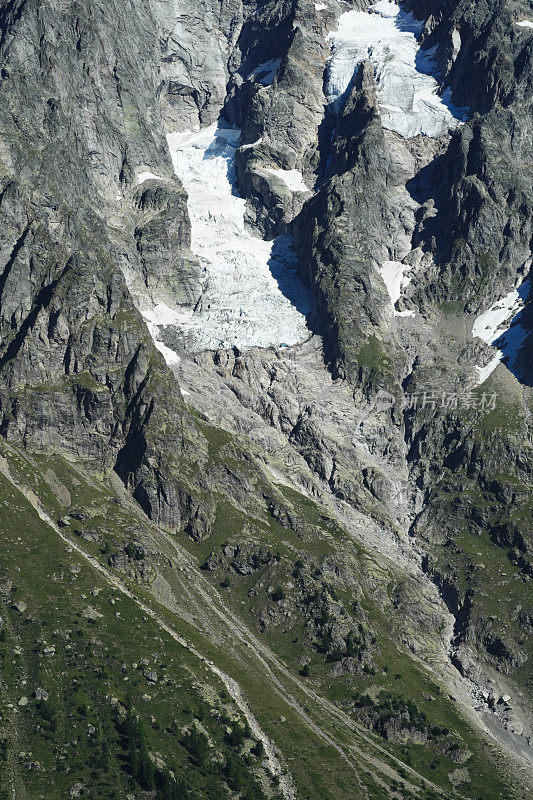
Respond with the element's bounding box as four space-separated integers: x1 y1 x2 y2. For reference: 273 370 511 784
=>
326 0 469 138
146 122 313 355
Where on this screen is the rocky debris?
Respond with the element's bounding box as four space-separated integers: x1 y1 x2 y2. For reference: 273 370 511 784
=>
144 670 158 684
34 688 49 701
108 543 154 582
74 529 99 543
448 767 470 786
0 0 530 793
18 697 29 706
25 761 45 772
81 606 103 623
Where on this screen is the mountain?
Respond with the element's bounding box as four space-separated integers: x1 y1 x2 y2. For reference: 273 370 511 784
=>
0 0 531 798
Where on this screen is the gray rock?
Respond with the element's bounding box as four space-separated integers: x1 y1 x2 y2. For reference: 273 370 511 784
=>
81 606 103 622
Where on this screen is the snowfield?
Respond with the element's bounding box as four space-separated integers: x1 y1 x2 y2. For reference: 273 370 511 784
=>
137 171 165 184
143 122 313 355
247 58 282 86
378 260 415 317
263 167 310 192
472 280 531 383
326 0 469 137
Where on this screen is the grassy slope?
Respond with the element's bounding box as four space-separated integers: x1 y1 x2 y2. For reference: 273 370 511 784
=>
0 468 284 800
0 435 527 800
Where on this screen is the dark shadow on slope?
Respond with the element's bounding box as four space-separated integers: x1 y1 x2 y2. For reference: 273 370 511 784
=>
267 236 313 321
202 118 242 198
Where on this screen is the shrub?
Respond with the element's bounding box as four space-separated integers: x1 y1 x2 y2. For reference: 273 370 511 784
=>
251 739 265 757
227 725 245 748
182 726 209 765
270 586 285 602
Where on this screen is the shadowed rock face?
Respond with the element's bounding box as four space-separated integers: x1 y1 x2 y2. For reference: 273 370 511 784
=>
0 0 532 797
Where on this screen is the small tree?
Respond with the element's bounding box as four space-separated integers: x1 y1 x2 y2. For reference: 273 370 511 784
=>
270 586 285 603
251 739 265 758
227 725 245 748
183 726 208 765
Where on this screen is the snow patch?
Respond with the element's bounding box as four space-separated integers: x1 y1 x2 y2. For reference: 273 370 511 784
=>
378 260 414 316
159 122 312 353
239 137 263 151
516 20 533 29
476 353 502 385
472 281 531 384
472 288 524 344
137 171 166 185
153 339 181 366
264 167 310 192
138 302 184 366
326 0 469 137
315 3 327 10
247 59 282 86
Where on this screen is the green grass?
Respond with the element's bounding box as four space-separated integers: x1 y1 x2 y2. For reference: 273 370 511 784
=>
0 440 527 800
0 472 278 800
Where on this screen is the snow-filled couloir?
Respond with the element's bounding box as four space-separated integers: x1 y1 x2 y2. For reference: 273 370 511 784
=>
326 0 469 137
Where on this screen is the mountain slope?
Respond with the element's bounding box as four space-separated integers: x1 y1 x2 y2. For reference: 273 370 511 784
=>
0 0 531 799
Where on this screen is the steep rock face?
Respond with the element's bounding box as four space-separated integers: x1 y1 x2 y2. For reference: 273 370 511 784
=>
293 63 413 384
402 0 533 315
190 0 533 754
226 0 332 235
0 0 209 529
133 181 202 309
153 0 243 130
